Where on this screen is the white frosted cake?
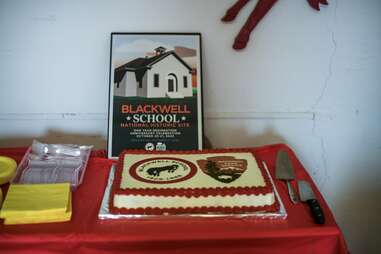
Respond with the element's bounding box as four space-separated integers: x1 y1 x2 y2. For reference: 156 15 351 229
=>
109 149 279 215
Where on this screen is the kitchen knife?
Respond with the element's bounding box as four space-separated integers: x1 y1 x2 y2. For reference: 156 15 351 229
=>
298 180 325 224
275 149 299 204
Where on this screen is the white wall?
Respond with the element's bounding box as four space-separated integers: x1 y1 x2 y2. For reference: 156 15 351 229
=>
0 0 380 253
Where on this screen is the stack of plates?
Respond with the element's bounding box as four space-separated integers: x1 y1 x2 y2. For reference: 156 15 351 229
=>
0 156 17 185
0 156 17 206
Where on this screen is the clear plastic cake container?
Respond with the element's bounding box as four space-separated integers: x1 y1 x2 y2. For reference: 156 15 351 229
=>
12 140 92 190
98 162 287 220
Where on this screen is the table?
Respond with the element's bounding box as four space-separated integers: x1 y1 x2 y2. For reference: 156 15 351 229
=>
0 144 348 254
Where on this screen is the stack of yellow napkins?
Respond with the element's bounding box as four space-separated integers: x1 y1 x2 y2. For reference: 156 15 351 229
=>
0 183 72 225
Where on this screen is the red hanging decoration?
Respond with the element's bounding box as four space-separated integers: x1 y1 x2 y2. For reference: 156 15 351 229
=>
222 0 329 50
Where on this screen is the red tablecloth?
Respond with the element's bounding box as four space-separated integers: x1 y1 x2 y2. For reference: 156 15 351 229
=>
0 144 348 254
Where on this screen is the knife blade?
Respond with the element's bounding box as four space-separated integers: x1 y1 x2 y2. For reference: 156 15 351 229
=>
298 180 325 224
275 149 299 204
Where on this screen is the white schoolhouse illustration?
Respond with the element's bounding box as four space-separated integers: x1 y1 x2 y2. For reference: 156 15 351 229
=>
113 36 197 99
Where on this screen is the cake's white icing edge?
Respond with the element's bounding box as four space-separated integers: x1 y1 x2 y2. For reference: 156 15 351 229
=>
114 193 275 209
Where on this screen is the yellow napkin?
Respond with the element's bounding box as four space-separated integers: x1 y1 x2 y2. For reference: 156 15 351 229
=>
0 183 72 225
4 194 72 225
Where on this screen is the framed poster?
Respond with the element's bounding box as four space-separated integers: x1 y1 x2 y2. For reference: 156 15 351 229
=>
107 33 204 158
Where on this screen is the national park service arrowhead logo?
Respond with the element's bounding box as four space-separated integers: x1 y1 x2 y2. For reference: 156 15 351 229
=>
197 156 247 183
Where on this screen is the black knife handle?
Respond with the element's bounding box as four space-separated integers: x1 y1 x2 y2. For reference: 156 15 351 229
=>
307 199 325 224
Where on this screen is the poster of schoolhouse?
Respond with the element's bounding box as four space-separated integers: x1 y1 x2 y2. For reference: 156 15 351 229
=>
108 33 203 158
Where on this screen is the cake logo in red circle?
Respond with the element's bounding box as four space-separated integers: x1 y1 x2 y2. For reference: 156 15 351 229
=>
130 157 197 184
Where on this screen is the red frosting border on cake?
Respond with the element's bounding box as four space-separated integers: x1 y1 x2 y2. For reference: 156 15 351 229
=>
109 203 280 216
109 148 280 215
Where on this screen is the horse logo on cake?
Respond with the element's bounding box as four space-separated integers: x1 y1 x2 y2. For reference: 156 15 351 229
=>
197 156 247 183
129 157 197 184
146 164 179 177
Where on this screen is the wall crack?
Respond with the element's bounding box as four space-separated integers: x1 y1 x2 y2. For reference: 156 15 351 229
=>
310 0 338 111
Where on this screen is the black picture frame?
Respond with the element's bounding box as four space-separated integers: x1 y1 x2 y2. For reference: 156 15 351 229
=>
107 32 204 159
